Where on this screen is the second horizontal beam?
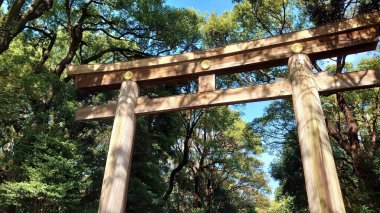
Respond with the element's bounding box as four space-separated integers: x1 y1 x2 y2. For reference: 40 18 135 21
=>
76 70 380 121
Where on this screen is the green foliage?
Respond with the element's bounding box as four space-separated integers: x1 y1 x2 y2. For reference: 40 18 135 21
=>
268 194 295 213
358 56 380 70
164 107 269 212
201 11 240 47
254 56 380 212
202 0 303 48
303 0 380 26
321 57 380 211
1 0 379 212
0 35 88 211
127 113 183 212
1 5 270 211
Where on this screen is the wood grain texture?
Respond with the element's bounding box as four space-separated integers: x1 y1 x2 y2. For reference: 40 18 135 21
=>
68 12 380 75
72 27 379 91
198 74 215 92
75 70 380 121
288 54 345 213
98 81 138 213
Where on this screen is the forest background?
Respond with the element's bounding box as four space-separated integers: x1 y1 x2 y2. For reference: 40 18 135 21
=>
0 0 379 212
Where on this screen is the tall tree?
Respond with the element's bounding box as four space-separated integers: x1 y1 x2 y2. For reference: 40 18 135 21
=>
164 107 270 212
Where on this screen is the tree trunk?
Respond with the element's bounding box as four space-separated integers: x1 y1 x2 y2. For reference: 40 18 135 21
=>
205 175 212 213
192 172 202 208
2 206 16 213
192 126 207 208
162 133 192 201
54 25 83 76
163 110 203 201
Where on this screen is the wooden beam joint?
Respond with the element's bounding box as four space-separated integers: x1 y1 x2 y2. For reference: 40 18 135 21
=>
198 74 215 92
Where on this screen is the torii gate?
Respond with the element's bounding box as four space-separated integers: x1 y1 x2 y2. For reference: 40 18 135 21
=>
68 12 380 213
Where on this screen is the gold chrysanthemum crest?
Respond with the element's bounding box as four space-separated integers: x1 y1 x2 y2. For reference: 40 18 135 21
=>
291 43 304 53
123 71 134 80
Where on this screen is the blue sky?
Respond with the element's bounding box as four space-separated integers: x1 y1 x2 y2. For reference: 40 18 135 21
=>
167 0 234 15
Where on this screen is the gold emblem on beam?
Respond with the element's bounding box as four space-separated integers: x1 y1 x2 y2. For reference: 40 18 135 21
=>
291 43 304 53
201 60 211 70
123 71 134 80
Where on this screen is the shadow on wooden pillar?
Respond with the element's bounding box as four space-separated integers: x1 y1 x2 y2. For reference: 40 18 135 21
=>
288 50 346 213
98 80 139 213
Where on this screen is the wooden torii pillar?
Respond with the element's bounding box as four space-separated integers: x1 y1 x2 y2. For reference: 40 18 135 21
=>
98 80 138 212
67 12 380 213
288 45 345 212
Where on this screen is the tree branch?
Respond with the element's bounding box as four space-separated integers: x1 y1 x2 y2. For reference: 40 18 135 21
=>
20 0 54 28
55 0 94 76
312 60 323 72
250 1 274 37
162 111 204 201
25 25 54 39
0 0 53 54
81 48 151 64
326 119 352 155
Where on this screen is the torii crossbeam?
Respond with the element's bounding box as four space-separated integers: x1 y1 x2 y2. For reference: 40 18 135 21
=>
68 12 380 213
